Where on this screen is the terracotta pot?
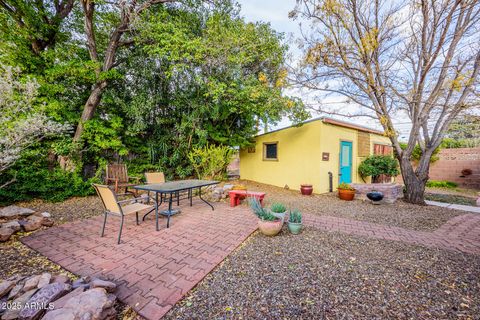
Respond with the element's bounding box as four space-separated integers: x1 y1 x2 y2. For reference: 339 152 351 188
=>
258 219 283 236
300 184 313 195
338 188 355 201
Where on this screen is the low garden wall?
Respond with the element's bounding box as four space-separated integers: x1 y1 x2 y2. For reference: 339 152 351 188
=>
351 183 403 203
429 148 480 189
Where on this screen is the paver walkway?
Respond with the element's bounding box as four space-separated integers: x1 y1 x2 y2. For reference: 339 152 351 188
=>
21 202 257 320
303 213 480 254
426 200 480 213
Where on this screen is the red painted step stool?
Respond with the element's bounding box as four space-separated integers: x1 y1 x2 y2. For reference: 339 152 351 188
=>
228 190 266 207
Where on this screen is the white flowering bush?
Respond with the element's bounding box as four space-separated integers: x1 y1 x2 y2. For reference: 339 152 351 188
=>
0 66 69 186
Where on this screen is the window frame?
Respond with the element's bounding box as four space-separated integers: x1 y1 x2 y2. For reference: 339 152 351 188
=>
263 141 279 161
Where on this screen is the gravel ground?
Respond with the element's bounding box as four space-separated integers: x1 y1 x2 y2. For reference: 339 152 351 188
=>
16 196 103 225
166 227 480 319
233 180 463 231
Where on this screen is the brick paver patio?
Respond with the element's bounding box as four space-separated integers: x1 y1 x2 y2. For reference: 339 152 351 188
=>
21 201 258 319
303 212 480 255
21 200 480 319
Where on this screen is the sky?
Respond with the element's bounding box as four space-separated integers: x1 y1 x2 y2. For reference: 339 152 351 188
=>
236 0 412 139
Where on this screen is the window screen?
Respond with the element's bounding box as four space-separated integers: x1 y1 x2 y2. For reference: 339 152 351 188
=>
264 143 278 160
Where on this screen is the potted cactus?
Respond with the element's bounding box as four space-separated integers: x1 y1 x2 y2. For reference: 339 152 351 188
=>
269 202 287 222
338 182 356 201
288 209 302 234
249 198 283 236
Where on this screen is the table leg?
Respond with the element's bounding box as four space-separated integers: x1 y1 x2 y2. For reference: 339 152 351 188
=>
155 192 159 231
189 189 192 206
167 192 173 228
199 186 214 211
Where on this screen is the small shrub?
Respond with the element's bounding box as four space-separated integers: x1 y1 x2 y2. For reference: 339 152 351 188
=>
187 144 234 180
358 155 399 181
338 182 355 190
289 209 302 223
270 202 287 213
426 180 458 189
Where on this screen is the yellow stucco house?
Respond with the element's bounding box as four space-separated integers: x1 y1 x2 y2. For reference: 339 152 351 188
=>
240 117 392 193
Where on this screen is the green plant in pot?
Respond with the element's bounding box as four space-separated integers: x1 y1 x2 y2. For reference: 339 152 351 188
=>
358 155 399 183
249 198 282 236
288 209 302 234
338 182 356 201
270 202 287 222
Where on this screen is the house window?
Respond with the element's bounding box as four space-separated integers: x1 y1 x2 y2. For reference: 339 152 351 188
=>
373 144 393 155
263 142 278 161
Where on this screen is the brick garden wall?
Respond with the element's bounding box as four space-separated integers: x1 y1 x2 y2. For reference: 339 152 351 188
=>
428 148 480 189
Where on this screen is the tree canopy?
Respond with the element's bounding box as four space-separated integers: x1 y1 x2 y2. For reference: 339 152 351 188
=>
0 0 308 203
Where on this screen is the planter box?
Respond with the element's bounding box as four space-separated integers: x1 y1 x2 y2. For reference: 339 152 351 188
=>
351 183 403 203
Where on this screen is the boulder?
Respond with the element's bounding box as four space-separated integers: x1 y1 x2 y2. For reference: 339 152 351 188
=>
1 289 37 320
42 288 116 320
0 206 34 219
89 279 116 293
0 280 16 298
23 275 41 292
37 273 52 289
18 282 71 320
2 220 21 232
22 216 44 232
0 227 15 242
50 287 84 310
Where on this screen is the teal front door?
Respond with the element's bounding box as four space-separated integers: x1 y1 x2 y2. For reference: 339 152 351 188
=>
339 141 352 184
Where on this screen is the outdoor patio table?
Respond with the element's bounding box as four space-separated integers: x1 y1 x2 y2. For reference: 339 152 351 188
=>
133 179 219 230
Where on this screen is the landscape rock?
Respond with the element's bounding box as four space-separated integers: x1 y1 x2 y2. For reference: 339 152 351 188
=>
39 212 51 218
0 226 15 242
22 216 44 232
18 282 71 320
8 282 24 300
0 206 34 219
2 220 21 232
0 280 16 298
37 273 52 289
89 279 116 293
51 275 70 285
42 288 116 320
1 289 37 320
41 218 54 227
223 184 234 191
23 275 41 292
50 287 84 310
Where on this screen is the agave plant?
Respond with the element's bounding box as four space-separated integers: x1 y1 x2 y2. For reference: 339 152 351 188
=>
270 202 287 213
288 209 302 224
248 198 277 221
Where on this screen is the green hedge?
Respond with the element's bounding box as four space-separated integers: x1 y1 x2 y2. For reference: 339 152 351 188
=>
426 180 458 189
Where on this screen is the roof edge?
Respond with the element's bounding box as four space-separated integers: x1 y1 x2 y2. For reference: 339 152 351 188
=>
255 117 385 137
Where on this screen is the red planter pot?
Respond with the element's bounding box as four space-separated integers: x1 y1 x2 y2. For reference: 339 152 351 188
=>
300 184 313 195
338 189 355 201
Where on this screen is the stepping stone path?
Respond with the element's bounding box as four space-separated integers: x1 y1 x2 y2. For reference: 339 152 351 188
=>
0 273 118 320
0 206 54 242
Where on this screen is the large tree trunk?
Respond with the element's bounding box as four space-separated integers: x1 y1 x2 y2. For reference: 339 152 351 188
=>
59 80 107 171
399 157 428 205
73 81 107 142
